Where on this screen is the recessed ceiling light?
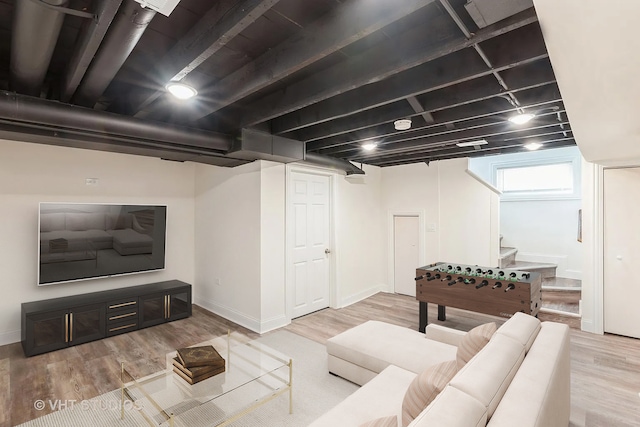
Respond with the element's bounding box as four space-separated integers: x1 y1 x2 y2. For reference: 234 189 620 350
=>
393 118 412 131
508 113 535 125
165 82 198 100
456 139 488 147
524 142 542 150
362 142 378 151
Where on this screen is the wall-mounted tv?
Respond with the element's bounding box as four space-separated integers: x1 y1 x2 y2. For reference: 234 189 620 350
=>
38 203 167 286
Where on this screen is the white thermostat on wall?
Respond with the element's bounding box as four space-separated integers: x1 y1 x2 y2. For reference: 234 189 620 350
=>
134 0 180 17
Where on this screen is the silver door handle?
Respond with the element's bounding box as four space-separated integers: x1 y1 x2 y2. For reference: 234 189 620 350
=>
325 249 331 254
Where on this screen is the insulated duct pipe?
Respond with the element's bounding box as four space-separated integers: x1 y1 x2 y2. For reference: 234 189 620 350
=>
304 152 365 175
0 91 231 151
72 0 156 107
10 0 69 96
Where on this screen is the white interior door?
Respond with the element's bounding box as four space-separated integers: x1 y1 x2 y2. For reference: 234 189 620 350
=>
603 167 640 338
289 172 331 319
394 215 419 297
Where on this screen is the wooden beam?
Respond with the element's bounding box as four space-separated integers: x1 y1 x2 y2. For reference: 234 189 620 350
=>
347 120 570 162
306 76 559 152
406 96 435 125
249 8 539 131
128 0 279 115
370 137 576 167
297 70 557 144
183 0 437 122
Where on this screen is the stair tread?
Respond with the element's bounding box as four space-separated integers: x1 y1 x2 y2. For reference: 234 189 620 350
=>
505 261 557 269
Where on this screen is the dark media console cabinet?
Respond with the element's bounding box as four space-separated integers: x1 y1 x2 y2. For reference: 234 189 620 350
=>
21 280 191 357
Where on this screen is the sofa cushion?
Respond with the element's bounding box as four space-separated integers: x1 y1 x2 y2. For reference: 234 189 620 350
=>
359 416 398 427
309 365 416 427
487 322 570 427
401 360 457 426
40 213 65 232
327 321 457 379
494 312 541 352
409 386 487 427
449 333 525 419
456 322 496 369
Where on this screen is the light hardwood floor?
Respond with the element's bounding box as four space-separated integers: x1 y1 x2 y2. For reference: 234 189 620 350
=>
2 293 639 427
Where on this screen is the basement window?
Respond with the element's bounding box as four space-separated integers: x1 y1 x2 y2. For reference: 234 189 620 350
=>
496 162 575 199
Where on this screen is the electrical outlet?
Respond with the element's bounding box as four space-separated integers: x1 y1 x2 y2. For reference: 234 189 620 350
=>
216 278 221 286
85 178 98 185
427 223 437 232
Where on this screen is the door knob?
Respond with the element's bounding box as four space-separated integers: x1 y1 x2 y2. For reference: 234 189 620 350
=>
325 248 331 254
616 255 623 260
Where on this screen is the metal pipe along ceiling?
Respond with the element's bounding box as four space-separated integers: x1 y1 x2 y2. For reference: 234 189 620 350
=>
0 91 232 152
10 0 69 96
304 152 365 175
72 0 156 107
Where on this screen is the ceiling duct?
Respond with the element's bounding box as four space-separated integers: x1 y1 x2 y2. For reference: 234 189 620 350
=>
0 91 231 152
304 152 365 175
72 0 156 107
10 0 69 96
229 129 306 163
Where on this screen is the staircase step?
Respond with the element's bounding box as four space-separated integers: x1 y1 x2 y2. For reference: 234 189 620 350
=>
505 261 557 279
498 247 517 268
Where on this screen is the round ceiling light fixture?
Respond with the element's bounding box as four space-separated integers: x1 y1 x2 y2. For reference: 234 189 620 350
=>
165 82 198 100
362 142 378 151
524 142 542 151
508 113 535 125
393 118 412 131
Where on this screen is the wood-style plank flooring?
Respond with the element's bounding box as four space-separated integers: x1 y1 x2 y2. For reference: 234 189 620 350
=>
2 293 639 427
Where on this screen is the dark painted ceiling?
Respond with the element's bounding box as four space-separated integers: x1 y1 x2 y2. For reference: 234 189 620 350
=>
0 0 573 168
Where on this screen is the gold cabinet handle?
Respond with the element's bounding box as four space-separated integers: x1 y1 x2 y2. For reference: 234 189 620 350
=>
109 323 136 332
109 301 136 309
168 295 171 319
65 313 69 343
109 312 137 321
70 312 73 342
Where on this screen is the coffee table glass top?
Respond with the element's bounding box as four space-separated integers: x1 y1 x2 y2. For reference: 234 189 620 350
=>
121 332 292 426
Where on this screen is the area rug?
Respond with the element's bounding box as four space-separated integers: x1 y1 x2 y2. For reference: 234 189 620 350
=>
17 330 358 427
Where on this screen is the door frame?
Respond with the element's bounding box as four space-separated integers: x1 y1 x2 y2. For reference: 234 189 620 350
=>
387 210 426 294
285 164 336 323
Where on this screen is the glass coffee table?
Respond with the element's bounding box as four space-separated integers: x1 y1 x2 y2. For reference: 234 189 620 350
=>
120 332 293 426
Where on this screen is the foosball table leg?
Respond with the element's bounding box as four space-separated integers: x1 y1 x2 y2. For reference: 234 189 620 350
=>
419 301 428 332
437 305 446 321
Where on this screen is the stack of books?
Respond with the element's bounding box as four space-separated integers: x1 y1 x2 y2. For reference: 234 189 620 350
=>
172 345 225 385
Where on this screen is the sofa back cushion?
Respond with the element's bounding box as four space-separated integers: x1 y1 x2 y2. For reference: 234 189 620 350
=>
449 333 525 419
456 322 496 369
106 213 133 230
494 312 541 352
401 360 457 426
40 213 65 232
409 386 487 427
487 322 570 427
360 416 398 427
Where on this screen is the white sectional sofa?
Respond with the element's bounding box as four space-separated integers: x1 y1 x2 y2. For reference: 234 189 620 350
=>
311 313 570 427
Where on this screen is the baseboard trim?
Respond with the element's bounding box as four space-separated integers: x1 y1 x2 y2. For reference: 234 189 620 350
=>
259 314 289 334
339 285 385 308
194 297 261 333
0 329 21 346
538 307 581 318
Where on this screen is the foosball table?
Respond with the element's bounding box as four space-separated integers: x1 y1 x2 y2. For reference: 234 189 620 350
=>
415 262 541 332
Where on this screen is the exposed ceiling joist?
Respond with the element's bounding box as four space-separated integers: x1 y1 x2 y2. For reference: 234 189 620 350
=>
183 0 438 122
262 7 539 133
129 0 280 116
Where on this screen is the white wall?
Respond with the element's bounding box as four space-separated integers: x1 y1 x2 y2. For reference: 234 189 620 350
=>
194 161 262 331
333 164 386 306
0 139 196 345
382 158 499 279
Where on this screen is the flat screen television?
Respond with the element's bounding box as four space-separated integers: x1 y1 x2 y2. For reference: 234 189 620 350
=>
38 203 167 286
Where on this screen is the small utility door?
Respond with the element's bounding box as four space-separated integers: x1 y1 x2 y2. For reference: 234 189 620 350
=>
394 215 420 297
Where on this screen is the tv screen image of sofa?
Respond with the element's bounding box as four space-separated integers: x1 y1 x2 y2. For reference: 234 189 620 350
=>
38 203 167 286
